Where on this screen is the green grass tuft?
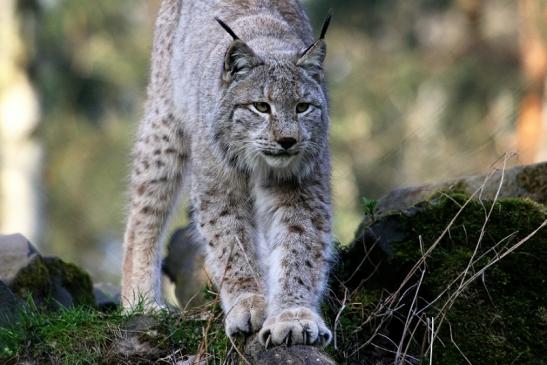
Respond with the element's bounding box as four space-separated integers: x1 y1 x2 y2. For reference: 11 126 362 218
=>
0 296 226 364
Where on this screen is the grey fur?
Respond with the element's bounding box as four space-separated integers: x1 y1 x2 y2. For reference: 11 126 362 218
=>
122 0 333 347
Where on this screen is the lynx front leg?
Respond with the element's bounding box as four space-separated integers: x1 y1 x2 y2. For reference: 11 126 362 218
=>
192 170 266 336
121 111 189 310
256 173 333 346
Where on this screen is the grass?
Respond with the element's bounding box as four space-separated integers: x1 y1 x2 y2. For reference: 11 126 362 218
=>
327 160 547 364
2 304 122 364
3 187 546 365
0 294 228 365
3 158 547 364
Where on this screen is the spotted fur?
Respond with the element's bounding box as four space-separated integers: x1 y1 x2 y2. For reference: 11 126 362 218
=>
122 0 333 346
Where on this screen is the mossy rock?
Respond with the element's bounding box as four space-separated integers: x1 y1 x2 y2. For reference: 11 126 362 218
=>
0 281 20 328
376 161 547 214
44 257 95 307
0 297 229 364
517 162 547 204
9 256 52 305
8 255 95 309
331 192 547 364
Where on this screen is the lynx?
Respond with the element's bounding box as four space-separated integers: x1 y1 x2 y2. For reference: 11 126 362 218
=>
121 0 333 346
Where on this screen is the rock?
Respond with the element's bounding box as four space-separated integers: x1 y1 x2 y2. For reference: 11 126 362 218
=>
245 335 335 365
158 163 547 364
162 226 208 309
8 255 52 305
93 282 120 311
332 192 547 364
0 233 39 285
0 233 95 309
43 257 95 307
114 315 163 357
376 161 547 214
0 280 20 327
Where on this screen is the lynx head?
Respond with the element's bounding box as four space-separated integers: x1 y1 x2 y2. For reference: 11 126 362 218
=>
213 15 331 180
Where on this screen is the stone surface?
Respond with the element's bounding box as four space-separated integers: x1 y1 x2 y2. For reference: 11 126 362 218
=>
113 315 163 358
331 192 547 364
0 233 39 285
8 255 52 305
376 161 547 214
245 335 335 365
162 226 208 309
93 282 120 311
43 256 95 307
0 233 95 309
0 280 20 327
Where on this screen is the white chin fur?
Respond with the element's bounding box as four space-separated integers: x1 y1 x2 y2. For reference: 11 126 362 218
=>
262 154 297 169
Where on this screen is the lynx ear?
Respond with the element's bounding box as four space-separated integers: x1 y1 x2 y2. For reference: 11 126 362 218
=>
215 17 261 82
297 11 332 78
223 40 261 82
297 40 326 71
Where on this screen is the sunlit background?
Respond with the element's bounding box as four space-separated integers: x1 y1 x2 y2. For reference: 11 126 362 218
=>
1 0 546 285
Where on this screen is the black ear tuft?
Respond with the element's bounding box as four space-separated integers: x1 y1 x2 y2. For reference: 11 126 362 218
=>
297 11 332 80
297 40 326 80
215 17 261 82
215 17 239 40
319 9 333 40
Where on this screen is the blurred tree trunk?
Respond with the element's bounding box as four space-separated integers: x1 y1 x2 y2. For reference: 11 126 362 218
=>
0 0 42 243
517 0 547 163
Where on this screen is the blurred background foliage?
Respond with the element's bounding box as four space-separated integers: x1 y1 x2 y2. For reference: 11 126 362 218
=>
0 0 545 284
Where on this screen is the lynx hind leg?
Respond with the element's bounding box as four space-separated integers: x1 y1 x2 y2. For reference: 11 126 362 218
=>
121 110 189 310
121 0 184 311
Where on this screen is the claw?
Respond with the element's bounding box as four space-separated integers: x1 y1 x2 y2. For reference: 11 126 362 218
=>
260 307 331 347
319 332 331 347
304 328 313 345
261 329 271 347
246 317 253 334
285 330 292 346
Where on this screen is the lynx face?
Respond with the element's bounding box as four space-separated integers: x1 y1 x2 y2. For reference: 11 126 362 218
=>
214 39 328 180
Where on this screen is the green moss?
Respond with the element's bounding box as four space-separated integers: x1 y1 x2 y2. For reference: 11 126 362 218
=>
9 256 51 305
446 179 469 194
382 194 546 363
0 299 227 364
43 257 95 307
3 192 546 364
8 256 96 309
332 192 547 364
517 164 547 204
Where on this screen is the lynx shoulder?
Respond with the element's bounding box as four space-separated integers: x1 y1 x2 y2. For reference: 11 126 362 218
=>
122 0 334 347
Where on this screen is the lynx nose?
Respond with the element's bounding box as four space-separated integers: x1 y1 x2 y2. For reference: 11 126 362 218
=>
277 137 297 150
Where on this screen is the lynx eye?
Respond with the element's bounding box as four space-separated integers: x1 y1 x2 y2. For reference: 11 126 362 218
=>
253 102 271 114
296 103 310 114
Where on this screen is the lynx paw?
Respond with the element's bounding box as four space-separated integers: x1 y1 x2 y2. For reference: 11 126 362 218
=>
225 293 267 337
259 307 332 347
